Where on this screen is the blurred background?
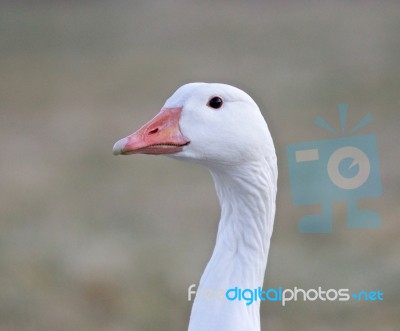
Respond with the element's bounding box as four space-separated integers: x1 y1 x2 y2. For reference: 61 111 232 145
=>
1 0 399 330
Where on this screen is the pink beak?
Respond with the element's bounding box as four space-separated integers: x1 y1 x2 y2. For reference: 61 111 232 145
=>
113 107 190 155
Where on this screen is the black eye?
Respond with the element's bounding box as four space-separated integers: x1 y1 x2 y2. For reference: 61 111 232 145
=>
208 96 223 109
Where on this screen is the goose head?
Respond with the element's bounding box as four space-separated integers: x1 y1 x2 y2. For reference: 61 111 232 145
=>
113 83 274 166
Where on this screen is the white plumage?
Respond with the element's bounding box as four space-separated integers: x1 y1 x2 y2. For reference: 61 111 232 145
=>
113 83 277 331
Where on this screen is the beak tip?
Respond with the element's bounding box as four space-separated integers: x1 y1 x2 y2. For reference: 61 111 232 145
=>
113 137 127 155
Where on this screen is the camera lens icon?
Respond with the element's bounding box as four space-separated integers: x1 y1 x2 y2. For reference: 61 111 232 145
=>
287 102 383 233
327 146 370 190
287 134 382 232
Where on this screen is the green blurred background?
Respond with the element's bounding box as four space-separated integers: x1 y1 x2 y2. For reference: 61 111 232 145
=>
1 1 399 330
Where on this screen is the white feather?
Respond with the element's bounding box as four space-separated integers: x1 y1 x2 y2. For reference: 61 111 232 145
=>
164 83 278 331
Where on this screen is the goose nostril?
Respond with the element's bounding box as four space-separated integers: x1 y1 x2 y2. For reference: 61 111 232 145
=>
148 128 159 135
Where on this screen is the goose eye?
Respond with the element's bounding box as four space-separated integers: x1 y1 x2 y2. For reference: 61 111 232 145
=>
207 96 223 109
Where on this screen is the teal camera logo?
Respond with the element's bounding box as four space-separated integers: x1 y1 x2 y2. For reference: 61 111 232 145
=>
287 104 382 233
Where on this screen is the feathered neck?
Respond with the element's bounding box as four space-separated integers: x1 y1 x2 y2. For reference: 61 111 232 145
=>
188 156 277 331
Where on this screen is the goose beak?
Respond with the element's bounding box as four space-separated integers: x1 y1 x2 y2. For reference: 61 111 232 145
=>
113 107 190 155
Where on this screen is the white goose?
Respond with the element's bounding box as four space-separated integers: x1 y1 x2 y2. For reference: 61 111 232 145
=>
113 83 277 331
